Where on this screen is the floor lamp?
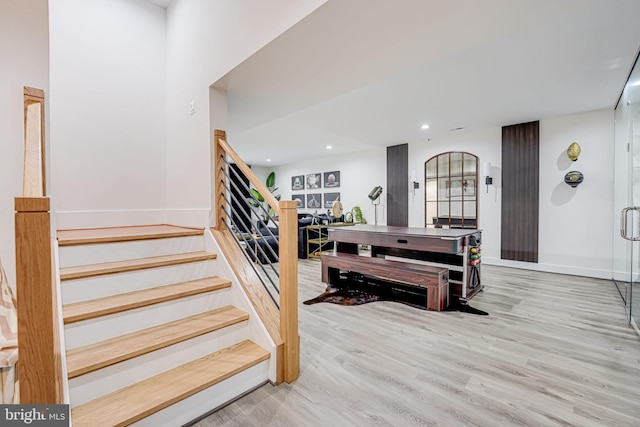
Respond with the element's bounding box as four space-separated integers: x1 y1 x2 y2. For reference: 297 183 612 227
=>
368 186 383 225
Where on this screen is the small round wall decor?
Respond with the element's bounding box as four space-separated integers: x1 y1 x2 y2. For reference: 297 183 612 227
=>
564 171 584 187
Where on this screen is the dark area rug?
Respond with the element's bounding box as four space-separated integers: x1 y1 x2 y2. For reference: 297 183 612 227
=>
304 275 488 315
304 286 387 306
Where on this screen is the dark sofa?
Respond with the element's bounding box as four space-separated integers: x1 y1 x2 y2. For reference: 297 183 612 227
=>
249 213 344 262
247 225 279 264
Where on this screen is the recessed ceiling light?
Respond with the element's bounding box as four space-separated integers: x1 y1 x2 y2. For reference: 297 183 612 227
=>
266 158 271 162
326 145 332 149
421 124 430 130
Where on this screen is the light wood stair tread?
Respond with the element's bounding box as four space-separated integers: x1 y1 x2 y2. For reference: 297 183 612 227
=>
57 224 204 246
66 305 249 378
60 251 217 281
63 276 231 324
71 340 270 427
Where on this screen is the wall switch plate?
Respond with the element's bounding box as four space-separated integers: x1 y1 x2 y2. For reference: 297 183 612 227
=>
189 100 196 115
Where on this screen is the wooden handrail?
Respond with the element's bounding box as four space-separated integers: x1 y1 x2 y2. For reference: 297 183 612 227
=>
15 197 64 403
213 129 299 383
214 131 282 218
14 87 64 403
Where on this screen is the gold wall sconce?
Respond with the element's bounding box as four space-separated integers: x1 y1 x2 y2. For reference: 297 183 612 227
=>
567 142 581 161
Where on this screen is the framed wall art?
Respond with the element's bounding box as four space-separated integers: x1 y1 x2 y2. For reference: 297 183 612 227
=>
306 173 322 189
306 193 322 209
291 175 304 191
323 171 340 188
324 192 340 208
292 194 305 208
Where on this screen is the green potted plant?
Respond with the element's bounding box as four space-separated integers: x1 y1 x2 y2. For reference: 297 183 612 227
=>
351 206 367 224
248 171 281 223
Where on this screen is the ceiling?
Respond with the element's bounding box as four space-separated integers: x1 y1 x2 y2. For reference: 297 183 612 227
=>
146 0 171 8
214 0 640 167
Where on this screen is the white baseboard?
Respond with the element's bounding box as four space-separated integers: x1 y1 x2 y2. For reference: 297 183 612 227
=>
56 209 167 229
483 257 612 280
55 208 211 229
165 208 210 228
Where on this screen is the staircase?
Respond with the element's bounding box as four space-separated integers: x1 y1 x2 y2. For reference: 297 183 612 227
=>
57 225 273 427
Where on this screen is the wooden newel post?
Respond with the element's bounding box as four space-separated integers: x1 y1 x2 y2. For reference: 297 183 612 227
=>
278 200 299 383
213 130 228 231
15 197 63 403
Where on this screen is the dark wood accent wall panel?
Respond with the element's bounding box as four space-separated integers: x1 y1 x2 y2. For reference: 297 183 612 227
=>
501 121 539 263
386 144 408 226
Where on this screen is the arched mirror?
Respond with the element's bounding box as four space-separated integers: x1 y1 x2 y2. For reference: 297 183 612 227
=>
425 152 478 229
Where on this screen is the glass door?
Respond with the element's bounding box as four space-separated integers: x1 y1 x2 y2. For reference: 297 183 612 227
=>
615 53 640 331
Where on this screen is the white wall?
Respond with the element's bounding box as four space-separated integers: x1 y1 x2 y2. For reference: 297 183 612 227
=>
409 109 614 279
409 127 502 260
274 148 387 224
538 109 614 278
0 0 49 288
164 0 326 227
49 0 167 228
46 0 324 229
273 109 615 279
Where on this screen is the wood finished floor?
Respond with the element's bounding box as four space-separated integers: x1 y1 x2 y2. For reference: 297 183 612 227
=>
193 260 640 427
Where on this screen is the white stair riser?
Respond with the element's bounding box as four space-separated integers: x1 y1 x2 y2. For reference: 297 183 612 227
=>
58 236 205 268
130 361 269 427
57 229 275 425
64 289 234 349
69 322 250 407
61 261 219 304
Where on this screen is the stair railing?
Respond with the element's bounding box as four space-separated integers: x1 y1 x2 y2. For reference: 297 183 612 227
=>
15 87 65 403
220 165 280 303
213 130 299 383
